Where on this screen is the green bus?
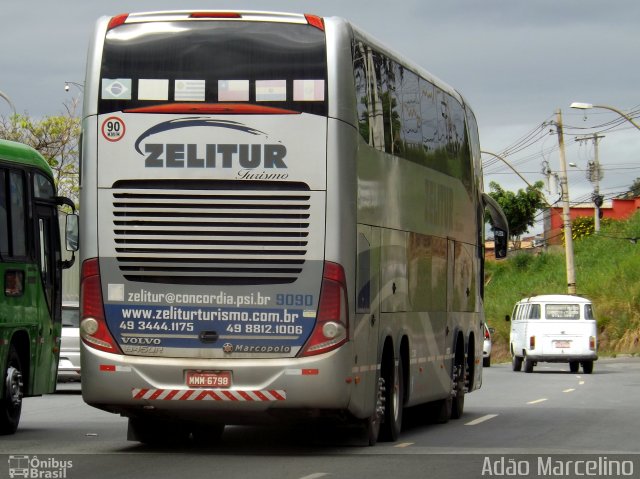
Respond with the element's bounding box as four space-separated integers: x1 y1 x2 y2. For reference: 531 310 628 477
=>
0 139 77 434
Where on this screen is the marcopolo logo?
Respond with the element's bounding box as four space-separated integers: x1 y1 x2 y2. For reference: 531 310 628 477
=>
134 118 288 173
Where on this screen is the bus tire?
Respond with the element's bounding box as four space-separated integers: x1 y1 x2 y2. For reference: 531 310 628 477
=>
429 397 452 424
451 358 466 419
379 355 403 442
0 345 24 435
581 361 594 374
127 417 190 445
191 423 225 446
361 373 385 446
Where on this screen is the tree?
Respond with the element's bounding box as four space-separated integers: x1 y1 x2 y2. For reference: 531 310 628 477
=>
625 177 640 199
487 180 546 249
0 100 80 203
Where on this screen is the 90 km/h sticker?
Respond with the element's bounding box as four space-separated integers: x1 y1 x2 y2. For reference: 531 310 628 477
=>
102 116 126 142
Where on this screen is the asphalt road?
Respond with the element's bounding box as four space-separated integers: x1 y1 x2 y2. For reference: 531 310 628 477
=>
2 357 639 479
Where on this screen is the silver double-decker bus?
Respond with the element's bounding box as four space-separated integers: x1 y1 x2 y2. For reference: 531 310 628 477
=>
79 10 508 445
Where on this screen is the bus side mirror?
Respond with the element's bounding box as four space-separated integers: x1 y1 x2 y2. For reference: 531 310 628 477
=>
65 214 79 252
505 314 510 322
494 228 508 259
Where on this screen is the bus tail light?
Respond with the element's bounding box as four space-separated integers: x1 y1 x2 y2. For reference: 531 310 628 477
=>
589 336 596 351
529 336 536 350
190 12 242 19
300 262 348 357
80 258 121 354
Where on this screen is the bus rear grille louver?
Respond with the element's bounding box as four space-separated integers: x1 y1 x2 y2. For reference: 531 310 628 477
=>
112 180 310 285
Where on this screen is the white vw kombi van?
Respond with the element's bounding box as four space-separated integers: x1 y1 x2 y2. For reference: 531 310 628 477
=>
507 294 598 374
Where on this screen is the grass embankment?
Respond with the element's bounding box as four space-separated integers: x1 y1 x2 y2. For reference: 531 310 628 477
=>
484 211 640 363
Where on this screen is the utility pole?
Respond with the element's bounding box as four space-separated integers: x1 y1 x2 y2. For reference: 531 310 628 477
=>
555 109 577 295
575 133 605 232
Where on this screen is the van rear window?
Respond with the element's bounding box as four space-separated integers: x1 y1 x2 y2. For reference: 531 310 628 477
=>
545 304 580 320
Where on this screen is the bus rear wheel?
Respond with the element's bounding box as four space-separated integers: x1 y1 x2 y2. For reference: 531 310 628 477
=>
0 346 24 435
451 359 466 419
379 356 404 442
127 417 190 445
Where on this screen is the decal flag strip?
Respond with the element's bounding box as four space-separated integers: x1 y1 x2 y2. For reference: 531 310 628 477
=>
131 388 286 401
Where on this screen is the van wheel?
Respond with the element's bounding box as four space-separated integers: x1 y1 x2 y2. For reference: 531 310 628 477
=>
582 361 594 374
0 346 24 435
569 361 580 373
524 358 534 373
512 356 523 372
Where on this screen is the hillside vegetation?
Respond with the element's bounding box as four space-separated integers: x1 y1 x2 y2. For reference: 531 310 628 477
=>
484 211 640 362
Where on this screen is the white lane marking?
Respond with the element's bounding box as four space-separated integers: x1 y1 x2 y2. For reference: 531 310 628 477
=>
465 414 498 426
579 381 585 385
563 388 576 393
394 442 414 448
527 398 548 405
299 474 330 479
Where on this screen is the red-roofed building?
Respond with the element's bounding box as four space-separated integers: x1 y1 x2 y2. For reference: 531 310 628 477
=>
544 198 640 245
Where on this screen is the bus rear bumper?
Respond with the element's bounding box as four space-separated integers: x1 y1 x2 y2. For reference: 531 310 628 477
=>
525 353 598 363
80 343 358 422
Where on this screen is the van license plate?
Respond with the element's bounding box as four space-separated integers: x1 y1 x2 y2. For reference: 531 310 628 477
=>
554 341 571 349
186 371 232 388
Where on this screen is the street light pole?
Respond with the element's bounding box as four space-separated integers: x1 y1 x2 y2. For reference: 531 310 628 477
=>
0 89 16 115
555 109 577 295
570 102 640 131
575 133 604 232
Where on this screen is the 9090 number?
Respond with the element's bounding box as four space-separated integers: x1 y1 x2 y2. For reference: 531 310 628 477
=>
275 294 313 307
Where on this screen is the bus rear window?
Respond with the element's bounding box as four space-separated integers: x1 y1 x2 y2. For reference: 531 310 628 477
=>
99 21 327 116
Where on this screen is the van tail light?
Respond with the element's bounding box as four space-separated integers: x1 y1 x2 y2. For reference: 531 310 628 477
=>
80 258 121 354
589 336 596 351
300 262 349 357
529 336 536 350
484 327 491 340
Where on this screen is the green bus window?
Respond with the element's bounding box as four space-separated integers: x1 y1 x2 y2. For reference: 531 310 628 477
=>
0 169 8 255
33 172 55 200
4 270 25 297
9 170 27 258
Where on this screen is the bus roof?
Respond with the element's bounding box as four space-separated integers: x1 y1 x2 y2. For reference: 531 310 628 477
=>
0 139 53 178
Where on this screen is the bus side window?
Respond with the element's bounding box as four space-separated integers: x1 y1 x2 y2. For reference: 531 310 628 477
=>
0 169 7 255
7 171 27 257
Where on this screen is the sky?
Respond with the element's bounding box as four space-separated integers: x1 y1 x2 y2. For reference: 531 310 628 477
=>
1 0 639 234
